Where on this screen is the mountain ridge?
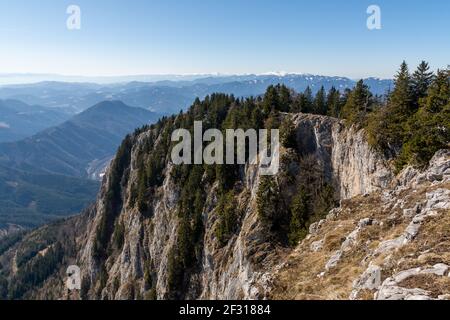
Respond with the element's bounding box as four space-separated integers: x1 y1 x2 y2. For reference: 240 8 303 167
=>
0 109 447 300
0 75 393 115
0 100 159 231
0 100 158 178
0 99 69 143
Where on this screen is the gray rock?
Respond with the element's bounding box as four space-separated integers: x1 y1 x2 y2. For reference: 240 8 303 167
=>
375 235 407 255
358 218 373 228
310 239 324 252
425 188 450 211
341 229 360 252
325 251 342 271
376 285 431 301
426 150 450 182
404 222 421 241
405 295 433 300
351 265 382 300
392 268 422 283
309 222 320 235
421 264 449 277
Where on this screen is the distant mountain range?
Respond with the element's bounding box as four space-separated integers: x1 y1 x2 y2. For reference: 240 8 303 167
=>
0 101 158 178
0 75 393 115
0 75 393 231
0 99 69 143
0 101 159 229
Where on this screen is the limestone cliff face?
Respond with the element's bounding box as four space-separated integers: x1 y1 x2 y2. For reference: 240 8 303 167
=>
71 113 395 300
291 114 393 199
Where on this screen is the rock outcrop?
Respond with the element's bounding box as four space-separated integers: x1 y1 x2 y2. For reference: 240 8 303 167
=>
71 113 394 300
269 150 450 300
1 112 447 301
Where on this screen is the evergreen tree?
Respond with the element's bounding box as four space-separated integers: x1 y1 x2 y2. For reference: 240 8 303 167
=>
326 86 341 118
313 86 327 115
341 80 373 125
251 106 264 129
397 69 450 168
421 69 449 114
256 177 281 227
288 186 310 246
299 86 313 113
412 61 434 104
390 61 414 117
262 84 291 114
280 116 297 148
263 85 279 115
376 61 414 152
278 84 292 112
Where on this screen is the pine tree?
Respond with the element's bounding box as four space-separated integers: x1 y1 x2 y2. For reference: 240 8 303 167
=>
341 80 373 125
419 68 448 113
390 61 414 117
397 69 450 168
412 61 434 106
251 106 264 129
278 84 292 112
288 186 310 246
299 86 313 113
313 86 327 115
257 177 281 227
326 86 341 118
380 61 414 151
263 85 279 115
262 84 291 114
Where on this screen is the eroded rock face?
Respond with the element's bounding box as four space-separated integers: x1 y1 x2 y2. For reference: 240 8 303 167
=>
269 150 450 300
71 113 395 300
291 114 393 200
6 114 443 301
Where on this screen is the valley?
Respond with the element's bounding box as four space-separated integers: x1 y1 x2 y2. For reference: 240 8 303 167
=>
0 64 447 300
0 100 159 231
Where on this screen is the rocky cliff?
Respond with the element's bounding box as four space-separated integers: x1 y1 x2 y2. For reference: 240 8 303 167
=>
1 112 447 301
269 150 450 300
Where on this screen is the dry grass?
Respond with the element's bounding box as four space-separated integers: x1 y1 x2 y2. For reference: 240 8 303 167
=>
399 274 450 298
269 180 450 300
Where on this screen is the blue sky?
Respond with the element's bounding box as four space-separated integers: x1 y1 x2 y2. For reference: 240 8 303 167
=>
0 0 448 79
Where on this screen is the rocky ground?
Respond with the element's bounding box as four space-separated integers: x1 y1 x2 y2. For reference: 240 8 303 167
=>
268 150 450 300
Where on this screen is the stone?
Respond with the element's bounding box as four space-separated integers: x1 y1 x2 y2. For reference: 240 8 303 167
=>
310 240 324 252
421 264 449 277
404 223 421 241
425 188 450 211
376 285 431 301
358 218 373 228
375 235 407 255
309 222 320 235
325 251 342 271
326 208 341 220
392 268 422 283
341 229 360 252
352 265 382 296
405 295 433 300
426 150 450 182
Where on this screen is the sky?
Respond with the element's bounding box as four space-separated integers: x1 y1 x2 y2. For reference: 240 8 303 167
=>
0 0 448 79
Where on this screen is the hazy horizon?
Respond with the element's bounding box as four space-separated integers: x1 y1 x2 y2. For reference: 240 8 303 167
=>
0 71 399 86
1 0 448 81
